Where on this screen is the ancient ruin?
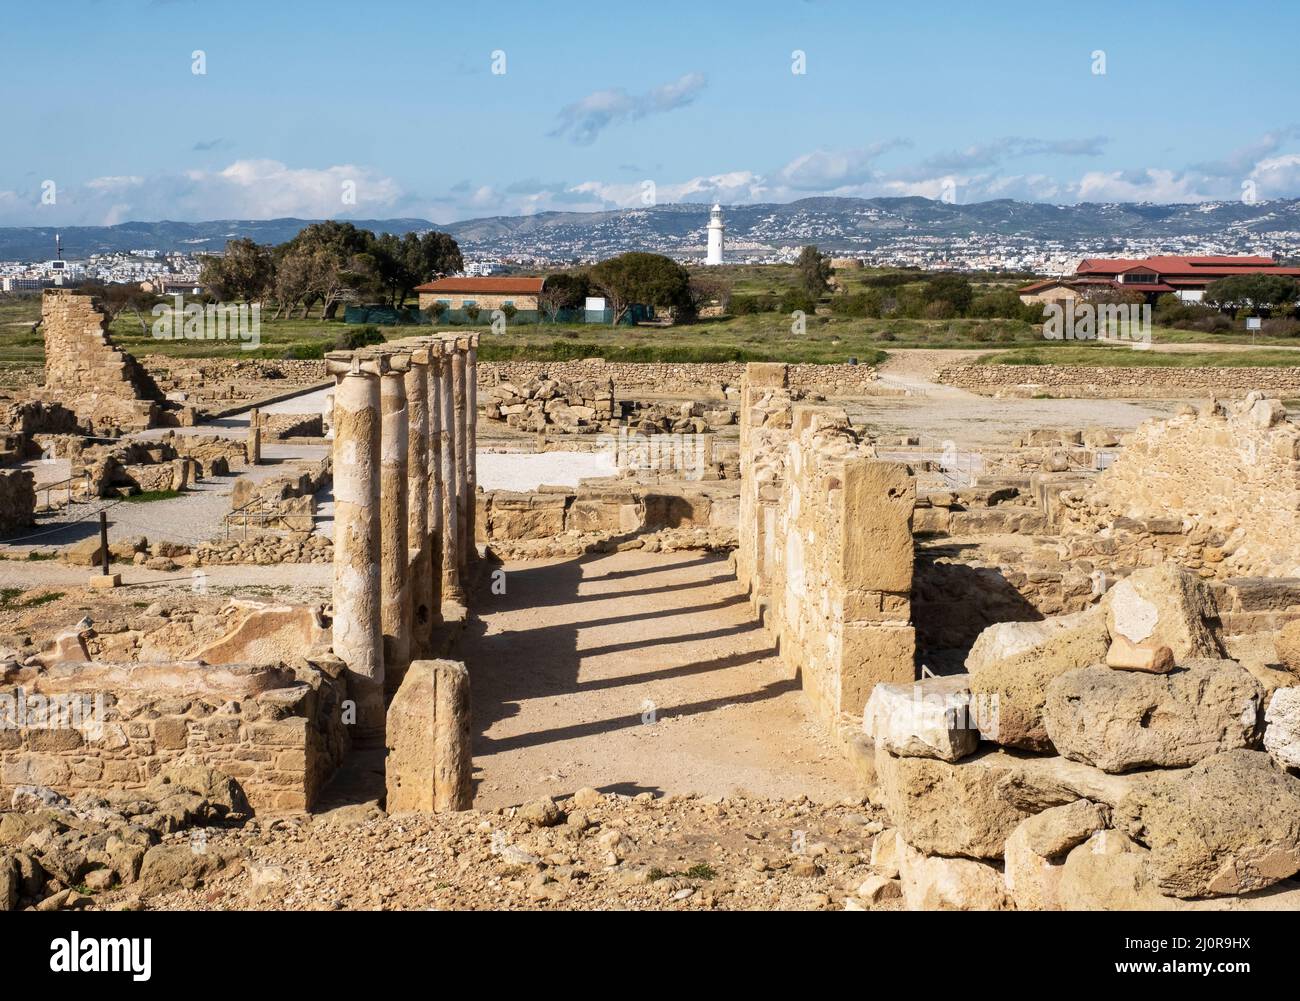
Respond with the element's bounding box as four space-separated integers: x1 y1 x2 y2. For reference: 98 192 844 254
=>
4 318 1300 917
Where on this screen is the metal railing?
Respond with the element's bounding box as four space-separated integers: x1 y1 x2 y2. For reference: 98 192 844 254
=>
222 494 305 540
36 470 93 512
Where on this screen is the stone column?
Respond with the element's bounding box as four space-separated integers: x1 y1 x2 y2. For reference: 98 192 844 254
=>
405 350 434 657
439 340 461 598
451 338 469 575
332 365 384 743
465 334 478 549
426 347 444 624
247 407 262 465
380 363 411 695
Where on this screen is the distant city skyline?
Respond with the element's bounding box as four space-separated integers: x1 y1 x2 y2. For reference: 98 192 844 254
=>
3 0 1299 226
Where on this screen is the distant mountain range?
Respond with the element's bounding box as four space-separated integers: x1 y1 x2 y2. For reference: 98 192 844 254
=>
4 197 1300 261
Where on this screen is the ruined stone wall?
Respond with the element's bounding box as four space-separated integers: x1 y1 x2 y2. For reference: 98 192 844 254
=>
735 363 794 601
770 407 917 723
0 469 35 536
0 661 349 813
480 359 882 397
478 484 736 543
34 290 163 432
938 363 1300 399
1059 393 1300 579
737 363 917 728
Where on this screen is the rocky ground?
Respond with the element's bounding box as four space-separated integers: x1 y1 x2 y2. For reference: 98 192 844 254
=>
4 779 902 912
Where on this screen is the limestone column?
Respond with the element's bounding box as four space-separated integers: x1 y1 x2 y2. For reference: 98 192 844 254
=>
465 334 478 550
439 340 462 598
405 350 434 658
425 347 444 624
247 407 262 465
451 338 469 574
332 365 384 743
380 363 411 695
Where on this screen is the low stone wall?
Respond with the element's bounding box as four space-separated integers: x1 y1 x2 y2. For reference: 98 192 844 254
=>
480 359 881 397
0 469 35 537
937 363 1300 399
477 484 736 542
194 532 332 566
0 660 349 813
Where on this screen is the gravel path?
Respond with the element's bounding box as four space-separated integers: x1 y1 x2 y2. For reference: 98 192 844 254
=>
464 549 857 808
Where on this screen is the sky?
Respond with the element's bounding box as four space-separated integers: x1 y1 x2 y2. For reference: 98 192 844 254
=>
2 0 1299 226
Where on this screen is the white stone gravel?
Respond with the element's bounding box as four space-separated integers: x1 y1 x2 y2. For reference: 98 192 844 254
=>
477 450 616 492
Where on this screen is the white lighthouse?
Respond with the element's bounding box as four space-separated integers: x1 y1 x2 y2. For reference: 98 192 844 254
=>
705 203 725 265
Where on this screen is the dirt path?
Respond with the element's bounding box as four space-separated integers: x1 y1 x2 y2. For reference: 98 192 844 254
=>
461 549 857 809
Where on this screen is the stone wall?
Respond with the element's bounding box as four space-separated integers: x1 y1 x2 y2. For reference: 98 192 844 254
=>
480 359 882 397
1058 393 1300 580
738 363 917 727
0 469 35 537
478 483 735 543
0 660 349 813
33 290 163 433
937 362 1300 399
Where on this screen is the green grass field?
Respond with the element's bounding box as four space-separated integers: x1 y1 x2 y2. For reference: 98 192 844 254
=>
976 345 1300 367
4 266 1300 370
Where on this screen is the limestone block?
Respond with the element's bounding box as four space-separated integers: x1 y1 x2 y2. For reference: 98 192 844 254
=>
1044 660 1263 773
966 605 1111 751
838 460 914 593
1264 687 1300 770
870 827 903 878
1116 749 1300 898
1103 563 1222 661
1056 830 1173 910
862 674 979 762
1105 634 1174 674
385 659 472 813
839 625 915 717
188 601 329 666
874 744 1138 860
1277 620 1300 673
1003 801 1108 910
897 840 1011 911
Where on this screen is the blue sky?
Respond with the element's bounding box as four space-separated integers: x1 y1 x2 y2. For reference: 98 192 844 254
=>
3 0 1299 225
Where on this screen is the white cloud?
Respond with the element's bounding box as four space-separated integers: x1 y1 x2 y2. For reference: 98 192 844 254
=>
0 160 408 226
550 72 707 145
1072 168 1220 203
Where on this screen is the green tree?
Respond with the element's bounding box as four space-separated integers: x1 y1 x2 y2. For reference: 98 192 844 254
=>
924 274 974 314
200 238 274 303
796 245 832 298
538 272 591 321
588 252 691 324
1204 274 1300 317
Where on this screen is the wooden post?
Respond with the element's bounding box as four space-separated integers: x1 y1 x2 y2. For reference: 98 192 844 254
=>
98 510 109 575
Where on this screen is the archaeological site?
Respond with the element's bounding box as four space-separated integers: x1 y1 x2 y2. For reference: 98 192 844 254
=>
3 286 1300 927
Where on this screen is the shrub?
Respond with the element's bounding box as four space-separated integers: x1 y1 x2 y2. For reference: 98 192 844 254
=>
779 289 817 314
830 291 882 318
730 294 775 315
463 304 481 322
333 325 385 350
